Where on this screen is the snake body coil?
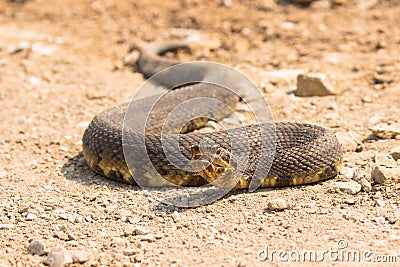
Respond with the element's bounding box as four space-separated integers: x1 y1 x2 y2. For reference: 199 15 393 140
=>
82 41 343 189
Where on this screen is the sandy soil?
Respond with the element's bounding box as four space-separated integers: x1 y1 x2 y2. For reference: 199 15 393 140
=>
0 0 400 266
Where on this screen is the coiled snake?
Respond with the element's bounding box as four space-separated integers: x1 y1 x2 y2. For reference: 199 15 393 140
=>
82 41 343 189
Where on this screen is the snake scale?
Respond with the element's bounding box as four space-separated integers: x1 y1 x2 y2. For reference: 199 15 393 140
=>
82 41 343 189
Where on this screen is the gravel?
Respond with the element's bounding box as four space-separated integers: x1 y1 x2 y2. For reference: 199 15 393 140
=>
1 1 400 266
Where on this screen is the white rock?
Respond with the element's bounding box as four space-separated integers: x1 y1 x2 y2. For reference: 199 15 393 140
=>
333 181 362 195
221 0 232 7
26 213 37 221
140 234 154 242
70 250 91 263
267 198 290 211
361 96 373 103
340 167 355 180
31 43 57 56
0 224 14 230
123 50 139 66
171 211 180 223
243 248 252 255
374 199 385 207
28 76 42 86
335 132 358 152
55 232 69 241
359 178 372 193
374 217 386 224
45 245 73 267
134 226 150 236
0 171 8 179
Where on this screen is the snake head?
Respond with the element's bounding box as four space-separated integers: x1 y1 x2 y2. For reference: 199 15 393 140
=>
190 144 237 187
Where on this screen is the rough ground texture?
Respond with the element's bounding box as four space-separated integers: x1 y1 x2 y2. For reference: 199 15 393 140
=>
1 0 400 266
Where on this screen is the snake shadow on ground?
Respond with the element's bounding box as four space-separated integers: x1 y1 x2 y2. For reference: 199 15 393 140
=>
62 152 305 212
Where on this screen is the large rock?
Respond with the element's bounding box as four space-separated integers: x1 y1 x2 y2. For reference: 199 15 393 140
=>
335 132 358 152
296 73 339 97
333 180 362 195
370 123 400 139
27 240 46 256
45 246 73 267
372 166 400 184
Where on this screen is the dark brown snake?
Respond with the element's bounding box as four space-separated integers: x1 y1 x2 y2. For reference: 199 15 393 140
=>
82 41 343 189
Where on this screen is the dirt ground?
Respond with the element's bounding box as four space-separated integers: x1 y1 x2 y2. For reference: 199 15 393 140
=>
1 0 400 266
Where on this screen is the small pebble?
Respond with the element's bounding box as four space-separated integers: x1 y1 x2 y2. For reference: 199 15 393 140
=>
359 178 372 193
25 160 38 168
140 234 154 242
111 237 125 247
27 240 46 256
389 147 400 161
221 0 232 7
371 166 388 184
55 232 69 241
26 213 37 221
344 198 356 205
123 50 139 66
70 250 91 263
0 224 14 230
45 245 73 267
340 167 355 180
374 217 386 224
171 211 180 223
123 226 135 236
352 168 366 181
0 171 8 179
374 199 385 207
123 248 139 256
333 181 362 195
374 191 382 199
209 227 219 235
361 96 373 103
134 226 150 236
243 248 252 255
267 198 290 211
